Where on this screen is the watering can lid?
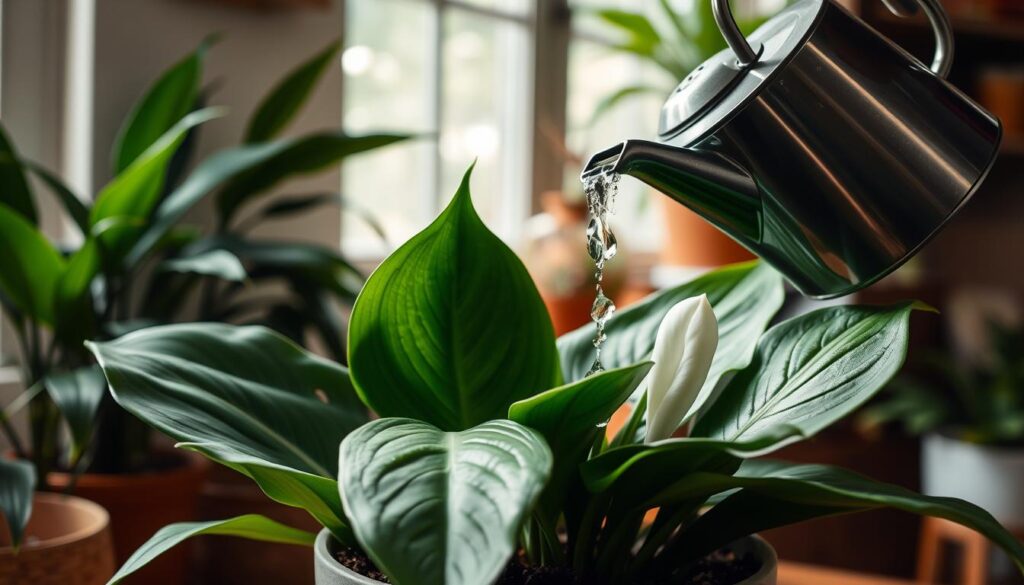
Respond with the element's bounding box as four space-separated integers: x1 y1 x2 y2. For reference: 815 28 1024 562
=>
658 0 826 143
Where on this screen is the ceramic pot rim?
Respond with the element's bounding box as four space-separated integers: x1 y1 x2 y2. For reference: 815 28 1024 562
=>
314 529 777 585
0 492 109 554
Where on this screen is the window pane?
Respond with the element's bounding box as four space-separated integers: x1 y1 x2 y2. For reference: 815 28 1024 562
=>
343 0 435 254
439 8 530 241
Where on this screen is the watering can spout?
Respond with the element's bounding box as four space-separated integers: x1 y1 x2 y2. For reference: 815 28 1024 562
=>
581 139 763 245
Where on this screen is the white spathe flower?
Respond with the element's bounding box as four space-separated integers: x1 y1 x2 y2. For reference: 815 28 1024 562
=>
644 294 718 443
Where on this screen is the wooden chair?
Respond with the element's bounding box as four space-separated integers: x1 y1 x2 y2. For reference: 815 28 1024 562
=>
916 517 1024 585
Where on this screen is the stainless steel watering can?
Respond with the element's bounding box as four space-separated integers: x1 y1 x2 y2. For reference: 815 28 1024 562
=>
582 0 1002 298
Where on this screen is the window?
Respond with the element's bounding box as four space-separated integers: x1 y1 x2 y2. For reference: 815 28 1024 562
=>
342 0 536 257
565 0 670 253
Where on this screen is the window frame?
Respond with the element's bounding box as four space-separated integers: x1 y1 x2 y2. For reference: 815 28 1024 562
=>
339 0 571 258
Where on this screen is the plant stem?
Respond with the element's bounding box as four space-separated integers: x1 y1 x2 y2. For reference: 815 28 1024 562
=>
572 492 610 576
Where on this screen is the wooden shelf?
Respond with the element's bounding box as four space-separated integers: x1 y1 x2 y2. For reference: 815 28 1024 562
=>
779 561 916 585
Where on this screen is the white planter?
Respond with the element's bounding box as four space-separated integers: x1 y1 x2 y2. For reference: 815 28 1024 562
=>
313 529 777 585
923 431 1024 528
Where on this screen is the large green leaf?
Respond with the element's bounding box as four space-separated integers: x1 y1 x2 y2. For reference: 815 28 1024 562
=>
510 362 652 457
112 39 210 173
559 262 782 384
87 323 367 537
0 203 65 324
108 515 315 585
0 459 35 548
693 303 919 452
348 165 560 431
92 108 223 259
44 366 107 461
509 363 652 518
245 40 341 143
215 131 409 224
559 261 783 430
339 418 553 585
654 460 1024 570
0 127 37 223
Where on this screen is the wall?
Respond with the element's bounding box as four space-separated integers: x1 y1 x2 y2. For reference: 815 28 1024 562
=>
90 0 345 245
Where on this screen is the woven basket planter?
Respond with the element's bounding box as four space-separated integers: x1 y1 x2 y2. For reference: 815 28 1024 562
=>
0 493 115 585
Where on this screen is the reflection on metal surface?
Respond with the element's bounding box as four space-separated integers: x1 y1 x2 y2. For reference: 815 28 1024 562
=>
584 0 1002 298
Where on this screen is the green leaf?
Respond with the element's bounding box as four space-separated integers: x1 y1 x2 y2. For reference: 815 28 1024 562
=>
161 249 247 282
215 132 409 224
185 235 362 301
509 362 652 518
510 362 652 456
0 127 37 223
108 515 314 585
112 38 211 173
246 40 341 143
595 10 662 57
559 262 782 384
44 366 107 462
0 459 35 548
127 141 293 266
693 303 917 452
590 85 664 123
339 418 553 585
24 161 89 233
0 203 65 324
348 165 561 431
657 460 1024 570
92 108 223 259
580 438 744 503
87 323 368 538
252 193 389 243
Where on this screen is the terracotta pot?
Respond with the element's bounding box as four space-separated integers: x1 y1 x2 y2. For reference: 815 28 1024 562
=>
195 465 321 584
47 450 209 585
0 493 115 585
313 530 777 585
658 198 753 268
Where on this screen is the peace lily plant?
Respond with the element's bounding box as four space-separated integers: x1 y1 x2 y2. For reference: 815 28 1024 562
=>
21 166 1021 583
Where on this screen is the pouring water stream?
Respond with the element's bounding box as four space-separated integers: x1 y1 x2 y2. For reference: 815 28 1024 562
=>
583 171 620 376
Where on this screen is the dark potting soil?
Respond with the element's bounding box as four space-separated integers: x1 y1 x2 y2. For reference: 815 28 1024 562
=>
335 545 759 585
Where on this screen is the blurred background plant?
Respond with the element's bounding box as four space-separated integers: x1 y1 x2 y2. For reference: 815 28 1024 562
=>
0 37 405 487
860 290 1024 446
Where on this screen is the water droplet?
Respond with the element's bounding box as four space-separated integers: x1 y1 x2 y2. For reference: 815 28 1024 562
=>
591 291 616 325
586 360 606 377
586 218 604 262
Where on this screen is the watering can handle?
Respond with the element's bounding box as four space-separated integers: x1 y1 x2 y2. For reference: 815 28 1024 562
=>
713 0 954 78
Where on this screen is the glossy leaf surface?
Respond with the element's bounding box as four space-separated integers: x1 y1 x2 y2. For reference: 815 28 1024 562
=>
659 460 1024 569
339 418 552 585
558 262 784 425
108 515 314 585
693 303 918 451
87 323 366 537
348 166 560 430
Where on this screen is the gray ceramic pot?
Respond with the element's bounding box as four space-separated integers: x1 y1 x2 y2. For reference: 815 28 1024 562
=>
313 529 777 585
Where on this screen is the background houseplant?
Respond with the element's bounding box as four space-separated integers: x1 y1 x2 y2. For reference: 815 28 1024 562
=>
70 165 1024 585
861 297 1024 527
0 37 404 583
